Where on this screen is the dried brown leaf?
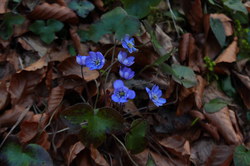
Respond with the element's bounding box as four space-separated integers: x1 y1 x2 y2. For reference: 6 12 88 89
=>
90 146 109 166
18 121 38 143
159 135 190 157
0 0 9 14
244 1 250 13
215 38 238 64
29 3 78 24
0 81 9 111
67 141 85 166
47 85 65 115
182 0 203 33
205 145 234 166
58 56 99 82
232 71 250 109
204 106 243 145
190 139 215 166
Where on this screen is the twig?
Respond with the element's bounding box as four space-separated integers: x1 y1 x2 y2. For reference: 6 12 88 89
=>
112 134 138 166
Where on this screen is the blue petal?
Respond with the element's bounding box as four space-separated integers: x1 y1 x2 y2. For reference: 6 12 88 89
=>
158 98 166 104
122 41 128 49
127 89 136 99
111 94 119 102
129 38 135 44
119 98 128 103
145 87 150 93
89 51 96 57
76 55 82 65
113 80 124 89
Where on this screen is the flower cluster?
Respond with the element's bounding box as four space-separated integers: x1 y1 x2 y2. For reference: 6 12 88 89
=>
76 51 105 70
75 35 166 107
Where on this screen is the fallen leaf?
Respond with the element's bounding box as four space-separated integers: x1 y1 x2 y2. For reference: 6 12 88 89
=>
245 1 250 13
159 135 190 157
18 121 38 143
210 14 233 36
205 145 234 166
66 141 85 166
0 81 9 111
58 56 99 82
155 24 173 55
0 0 8 14
47 85 65 115
90 146 109 166
182 0 203 33
232 70 250 109
190 139 215 166
204 106 243 145
215 38 238 64
28 3 78 24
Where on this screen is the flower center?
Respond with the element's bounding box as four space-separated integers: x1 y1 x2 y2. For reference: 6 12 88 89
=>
127 43 133 48
119 90 125 97
153 95 158 100
94 59 100 66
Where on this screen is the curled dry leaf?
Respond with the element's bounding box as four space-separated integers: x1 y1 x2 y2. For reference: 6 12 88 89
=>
182 0 203 33
232 70 250 109
158 135 190 157
67 141 85 166
190 139 215 166
0 81 9 111
155 24 173 55
0 0 8 14
178 33 204 72
189 110 220 141
47 85 65 116
18 113 49 144
205 145 234 166
215 38 238 64
204 106 243 145
90 146 109 166
8 68 46 105
0 105 34 127
244 1 250 13
36 131 50 150
210 14 233 36
29 3 78 24
58 56 99 82
70 26 84 55
133 149 188 166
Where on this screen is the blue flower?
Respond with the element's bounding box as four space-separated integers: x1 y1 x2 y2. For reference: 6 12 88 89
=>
118 51 135 66
146 85 166 107
85 51 105 70
76 55 87 66
112 80 135 103
119 66 135 80
121 35 137 53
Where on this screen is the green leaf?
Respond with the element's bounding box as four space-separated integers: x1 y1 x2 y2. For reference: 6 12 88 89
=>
171 64 197 88
204 98 229 113
62 104 124 147
69 1 94 18
0 13 25 40
219 76 236 97
146 153 156 166
223 0 248 15
210 18 226 47
121 0 161 19
78 7 140 42
29 19 64 44
0 142 53 166
234 145 250 166
125 119 148 154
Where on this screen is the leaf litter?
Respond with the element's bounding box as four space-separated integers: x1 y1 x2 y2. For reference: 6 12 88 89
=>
0 0 249 165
